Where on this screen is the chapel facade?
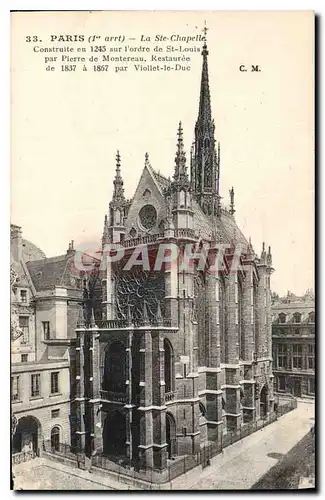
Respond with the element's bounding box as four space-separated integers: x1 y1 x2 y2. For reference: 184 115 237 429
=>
73 37 275 470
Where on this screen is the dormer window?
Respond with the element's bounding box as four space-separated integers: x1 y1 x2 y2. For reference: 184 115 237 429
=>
20 290 27 303
293 312 301 324
143 189 151 198
278 313 286 324
309 311 315 323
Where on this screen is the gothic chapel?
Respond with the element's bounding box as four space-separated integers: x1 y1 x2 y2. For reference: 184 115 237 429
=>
73 36 274 470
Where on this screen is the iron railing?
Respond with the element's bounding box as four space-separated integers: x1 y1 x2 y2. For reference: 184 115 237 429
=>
12 450 37 465
42 399 297 486
100 390 127 403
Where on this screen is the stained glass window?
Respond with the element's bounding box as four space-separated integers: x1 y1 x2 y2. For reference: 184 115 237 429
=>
139 204 157 229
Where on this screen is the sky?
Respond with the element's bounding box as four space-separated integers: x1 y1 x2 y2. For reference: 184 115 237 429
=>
11 11 314 296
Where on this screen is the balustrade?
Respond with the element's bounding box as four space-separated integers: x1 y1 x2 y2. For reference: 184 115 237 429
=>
174 228 196 239
165 391 175 402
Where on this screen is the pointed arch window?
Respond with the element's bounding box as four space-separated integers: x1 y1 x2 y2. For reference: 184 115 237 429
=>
115 209 121 225
215 281 220 302
179 190 185 208
129 227 137 238
158 220 165 234
51 426 60 451
164 338 174 394
103 341 126 393
199 402 206 418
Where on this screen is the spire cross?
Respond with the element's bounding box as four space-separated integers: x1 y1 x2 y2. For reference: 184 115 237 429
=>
203 21 208 39
144 152 151 168
116 150 121 168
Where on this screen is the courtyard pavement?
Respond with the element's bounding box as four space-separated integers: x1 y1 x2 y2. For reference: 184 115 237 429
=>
12 400 314 491
12 457 134 490
171 399 315 490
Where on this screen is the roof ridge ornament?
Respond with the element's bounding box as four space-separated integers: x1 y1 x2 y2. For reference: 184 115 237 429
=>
145 152 152 169
173 121 188 183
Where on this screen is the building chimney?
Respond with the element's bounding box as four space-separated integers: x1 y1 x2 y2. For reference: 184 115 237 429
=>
66 239 75 255
11 224 23 262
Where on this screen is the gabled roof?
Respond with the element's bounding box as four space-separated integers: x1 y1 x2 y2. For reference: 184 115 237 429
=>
22 239 46 261
10 259 34 291
129 164 249 246
151 169 170 191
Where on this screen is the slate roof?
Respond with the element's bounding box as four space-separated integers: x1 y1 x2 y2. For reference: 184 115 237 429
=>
218 211 248 246
150 166 248 245
152 170 170 191
192 200 213 239
26 253 78 291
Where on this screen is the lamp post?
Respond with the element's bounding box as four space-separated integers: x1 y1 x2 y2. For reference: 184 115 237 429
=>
11 413 18 487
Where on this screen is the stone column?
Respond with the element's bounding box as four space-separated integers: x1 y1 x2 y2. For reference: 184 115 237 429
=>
240 264 256 422
223 271 241 431
226 272 239 364
125 329 133 462
91 333 102 453
137 330 154 468
164 241 178 328
105 259 115 319
76 330 86 451
266 280 272 359
242 265 255 362
202 273 223 442
206 273 221 368
257 269 269 358
302 344 308 371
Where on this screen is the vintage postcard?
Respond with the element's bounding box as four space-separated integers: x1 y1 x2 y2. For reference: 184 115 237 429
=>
10 10 315 491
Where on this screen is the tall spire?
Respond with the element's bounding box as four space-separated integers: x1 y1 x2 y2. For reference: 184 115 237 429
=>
174 121 188 182
198 23 212 124
102 213 109 246
192 23 220 217
112 150 125 203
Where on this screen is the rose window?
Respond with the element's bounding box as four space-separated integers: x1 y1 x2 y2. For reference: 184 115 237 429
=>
139 204 157 230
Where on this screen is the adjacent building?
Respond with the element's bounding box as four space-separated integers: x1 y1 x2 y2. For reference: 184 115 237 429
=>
72 36 275 471
272 290 315 399
11 224 84 456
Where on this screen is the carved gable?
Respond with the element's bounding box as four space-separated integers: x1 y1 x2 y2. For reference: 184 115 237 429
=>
124 165 168 237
